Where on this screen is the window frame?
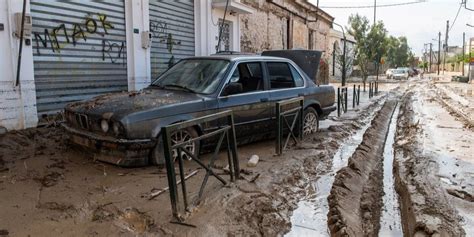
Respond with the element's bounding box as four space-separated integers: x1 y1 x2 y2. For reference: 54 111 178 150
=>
265 61 306 91
219 61 267 97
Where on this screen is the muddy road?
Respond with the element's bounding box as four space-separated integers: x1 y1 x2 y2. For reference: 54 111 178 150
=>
1 78 473 236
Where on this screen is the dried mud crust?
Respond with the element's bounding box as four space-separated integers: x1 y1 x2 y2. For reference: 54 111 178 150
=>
393 92 465 237
0 126 67 169
326 100 397 237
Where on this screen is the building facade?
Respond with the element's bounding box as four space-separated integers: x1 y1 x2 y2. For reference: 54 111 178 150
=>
327 28 356 79
1 0 332 131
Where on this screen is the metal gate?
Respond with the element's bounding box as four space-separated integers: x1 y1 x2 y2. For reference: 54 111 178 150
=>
31 0 128 115
149 0 195 79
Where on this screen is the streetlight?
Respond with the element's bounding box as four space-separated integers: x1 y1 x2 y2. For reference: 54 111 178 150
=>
333 22 347 87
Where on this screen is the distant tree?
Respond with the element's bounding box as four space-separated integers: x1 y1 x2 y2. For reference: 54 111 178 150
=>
334 43 355 78
386 36 411 67
347 14 387 87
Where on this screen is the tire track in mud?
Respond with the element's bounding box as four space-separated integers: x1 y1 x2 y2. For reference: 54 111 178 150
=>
204 94 391 237
393 91 466 236
327 100 398 236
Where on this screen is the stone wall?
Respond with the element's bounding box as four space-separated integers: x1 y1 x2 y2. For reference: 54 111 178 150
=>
240 0 333 84
240 0 332 57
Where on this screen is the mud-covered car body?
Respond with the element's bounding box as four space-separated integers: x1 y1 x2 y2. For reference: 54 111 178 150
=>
63 52 336 167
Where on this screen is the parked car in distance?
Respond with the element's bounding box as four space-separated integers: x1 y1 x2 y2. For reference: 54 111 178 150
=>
397 67 414 77
392 69 409 80
385 68 395 79
63 51 336 167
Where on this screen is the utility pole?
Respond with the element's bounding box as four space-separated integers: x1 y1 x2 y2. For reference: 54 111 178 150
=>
443 20 449 74
374 0 377 24
429 43 433 73
462 32 465 76
438 32 441 75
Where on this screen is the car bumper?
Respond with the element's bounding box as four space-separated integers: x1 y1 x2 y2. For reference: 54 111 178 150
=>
62 124 156 167
322 105 337 118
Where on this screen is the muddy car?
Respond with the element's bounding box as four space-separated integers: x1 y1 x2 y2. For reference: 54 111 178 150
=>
63 51 336 167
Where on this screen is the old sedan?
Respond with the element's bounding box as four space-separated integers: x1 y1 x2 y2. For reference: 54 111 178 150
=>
63 51 336 167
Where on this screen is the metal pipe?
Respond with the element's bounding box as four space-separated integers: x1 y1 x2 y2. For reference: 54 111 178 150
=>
333 22 347 86
15 0 27 87
216 0 230 53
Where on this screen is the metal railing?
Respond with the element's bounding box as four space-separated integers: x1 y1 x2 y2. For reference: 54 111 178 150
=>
369 81 379 98
275 97 304 155
161 110 239 220
352 84 360 108
337 87 348 116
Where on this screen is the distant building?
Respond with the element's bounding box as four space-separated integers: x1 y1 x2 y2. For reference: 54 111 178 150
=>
327 28 356 79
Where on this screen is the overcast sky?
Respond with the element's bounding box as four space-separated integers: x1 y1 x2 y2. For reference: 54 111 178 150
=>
310 0 474 56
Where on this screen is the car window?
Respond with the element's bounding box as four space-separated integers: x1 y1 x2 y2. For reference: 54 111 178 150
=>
267 62 296 89
223 62 264 95
289 65 304 87
151 59 229 94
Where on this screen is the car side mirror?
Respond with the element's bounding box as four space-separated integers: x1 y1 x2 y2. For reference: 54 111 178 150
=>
222 82 243 96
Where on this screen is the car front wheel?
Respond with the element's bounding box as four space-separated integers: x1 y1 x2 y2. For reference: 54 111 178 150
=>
150 127 200 166
303 107 319 135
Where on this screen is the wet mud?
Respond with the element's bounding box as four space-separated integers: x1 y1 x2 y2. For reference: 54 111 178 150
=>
327 100 398 236
393 91 466 236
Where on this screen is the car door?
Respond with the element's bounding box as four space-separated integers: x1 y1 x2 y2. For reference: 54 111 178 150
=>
266 61 306 107
218 61 272 139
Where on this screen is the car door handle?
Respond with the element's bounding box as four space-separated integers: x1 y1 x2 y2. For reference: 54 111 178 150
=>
260 98 269 102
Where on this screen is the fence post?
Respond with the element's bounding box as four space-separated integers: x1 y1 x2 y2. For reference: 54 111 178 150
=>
352 85 356 108
357 85 360 105
161 126 179 219
227 114 240 179
337 87 341 117
276 103 282 155
344 88 348 112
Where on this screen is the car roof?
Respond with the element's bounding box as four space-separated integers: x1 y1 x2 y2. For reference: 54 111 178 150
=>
190 54 289 62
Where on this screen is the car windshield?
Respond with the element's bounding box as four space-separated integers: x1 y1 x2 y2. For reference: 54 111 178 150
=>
151 59 230 94
393 70 405 74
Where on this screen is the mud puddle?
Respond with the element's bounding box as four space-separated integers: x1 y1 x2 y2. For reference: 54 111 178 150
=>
286 118 373 236
379 104 403 236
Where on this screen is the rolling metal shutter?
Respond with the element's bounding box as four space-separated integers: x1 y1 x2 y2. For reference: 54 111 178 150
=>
149 0 195 79
30 0 128 115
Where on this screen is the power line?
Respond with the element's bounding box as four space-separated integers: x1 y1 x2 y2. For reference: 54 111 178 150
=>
319 0 427 9
448 2 462 33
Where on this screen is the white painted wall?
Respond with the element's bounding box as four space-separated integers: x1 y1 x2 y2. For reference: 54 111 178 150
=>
195 0 241 56
125 0 151 91
0 0 38 131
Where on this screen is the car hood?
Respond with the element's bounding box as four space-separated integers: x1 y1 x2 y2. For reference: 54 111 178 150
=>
66 88 205 119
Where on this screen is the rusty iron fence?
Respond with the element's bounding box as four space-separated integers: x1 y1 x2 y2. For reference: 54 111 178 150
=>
337 87 348 116
352 84 360 108
275 97 304 155
161 110 239 221
369 81 379 98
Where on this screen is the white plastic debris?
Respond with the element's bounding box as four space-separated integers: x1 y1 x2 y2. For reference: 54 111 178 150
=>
247 155 259 167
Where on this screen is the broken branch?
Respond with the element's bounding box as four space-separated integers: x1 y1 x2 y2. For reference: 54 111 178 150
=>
148 170 199 200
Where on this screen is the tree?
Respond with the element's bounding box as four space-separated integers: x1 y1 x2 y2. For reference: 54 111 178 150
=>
386 36 411 68
347 14 387 87
334 43 355 78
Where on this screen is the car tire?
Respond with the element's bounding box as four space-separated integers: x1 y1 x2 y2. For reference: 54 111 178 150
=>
150 127 200 166
303 107 319 135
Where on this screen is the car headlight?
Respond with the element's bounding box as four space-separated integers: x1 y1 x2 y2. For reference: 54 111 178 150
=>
101 119 109 132
112 122 122 135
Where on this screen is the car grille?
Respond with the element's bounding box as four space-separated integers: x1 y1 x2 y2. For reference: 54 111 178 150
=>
65 110 101 132
76 114 89 130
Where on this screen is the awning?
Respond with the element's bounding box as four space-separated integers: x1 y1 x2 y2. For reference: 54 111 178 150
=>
212 0 255 14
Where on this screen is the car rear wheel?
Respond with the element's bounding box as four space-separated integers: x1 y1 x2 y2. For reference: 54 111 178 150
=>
303 107 319 135
150 127 200 166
